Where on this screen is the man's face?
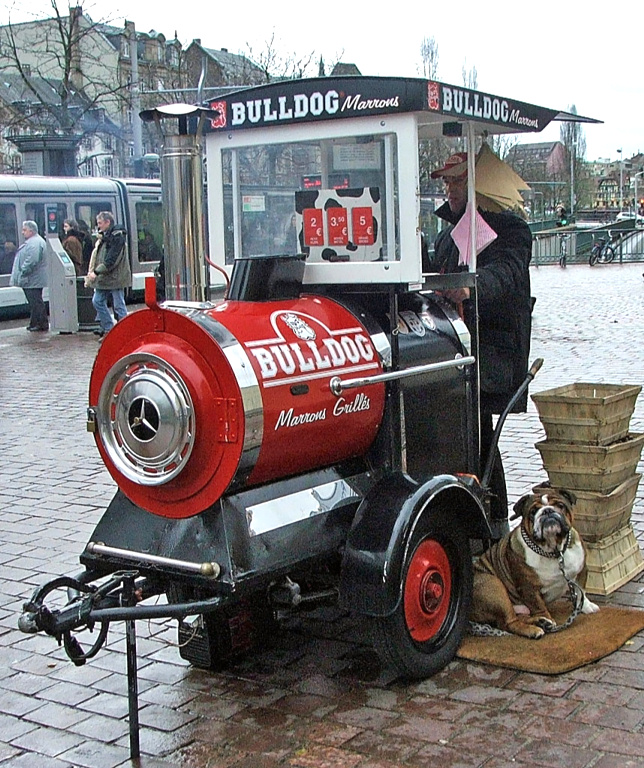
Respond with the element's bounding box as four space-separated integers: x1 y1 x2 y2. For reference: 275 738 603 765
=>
22 225 34 240
444 175 468 215
96 216 110 233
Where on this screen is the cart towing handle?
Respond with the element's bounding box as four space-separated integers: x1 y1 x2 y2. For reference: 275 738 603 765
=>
18 569 226 666
481 357 544 490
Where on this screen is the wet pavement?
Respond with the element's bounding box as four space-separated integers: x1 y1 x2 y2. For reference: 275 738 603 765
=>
1 262 644 767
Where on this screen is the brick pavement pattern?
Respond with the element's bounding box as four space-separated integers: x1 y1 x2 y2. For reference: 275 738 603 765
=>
1 262 644 767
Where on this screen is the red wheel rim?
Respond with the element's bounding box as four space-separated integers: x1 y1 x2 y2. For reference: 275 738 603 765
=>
404 539 452 642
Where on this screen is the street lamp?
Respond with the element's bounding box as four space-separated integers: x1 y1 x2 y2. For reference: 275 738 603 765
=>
617 148 623 212
569 140 576 219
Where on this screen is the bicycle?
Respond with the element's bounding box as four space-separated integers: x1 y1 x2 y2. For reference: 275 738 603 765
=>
589 232 617 266
558 233 569 268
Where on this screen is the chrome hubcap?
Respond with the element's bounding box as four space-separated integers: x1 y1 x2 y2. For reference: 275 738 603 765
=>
97 353 195 485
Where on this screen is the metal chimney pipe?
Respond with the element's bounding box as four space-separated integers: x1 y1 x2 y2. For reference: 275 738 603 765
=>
139 104 220 304
160 133 207 302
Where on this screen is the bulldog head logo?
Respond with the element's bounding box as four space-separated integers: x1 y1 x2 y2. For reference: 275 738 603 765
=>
281 313 316 341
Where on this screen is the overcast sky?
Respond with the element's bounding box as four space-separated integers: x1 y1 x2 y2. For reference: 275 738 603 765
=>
7 0 642 162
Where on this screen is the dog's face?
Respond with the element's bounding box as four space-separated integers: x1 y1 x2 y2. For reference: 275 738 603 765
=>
512 487 576 551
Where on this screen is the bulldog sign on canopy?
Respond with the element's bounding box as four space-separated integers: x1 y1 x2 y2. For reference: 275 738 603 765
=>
203 75 600 287
205 75 599 135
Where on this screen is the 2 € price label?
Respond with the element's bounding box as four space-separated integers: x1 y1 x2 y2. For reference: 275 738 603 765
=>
351 207 375 245
326 208 348 246
303 209 324 246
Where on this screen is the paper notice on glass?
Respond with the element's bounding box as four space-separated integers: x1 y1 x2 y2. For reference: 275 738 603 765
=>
450 202 498 267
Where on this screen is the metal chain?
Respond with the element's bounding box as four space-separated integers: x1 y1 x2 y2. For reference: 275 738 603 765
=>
468 622 510 637
543 553 584 634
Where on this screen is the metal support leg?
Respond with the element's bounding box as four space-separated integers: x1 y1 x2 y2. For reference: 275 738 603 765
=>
124 576 140 760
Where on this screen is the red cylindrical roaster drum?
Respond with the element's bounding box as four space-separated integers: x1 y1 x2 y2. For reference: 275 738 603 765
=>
89 295 386 518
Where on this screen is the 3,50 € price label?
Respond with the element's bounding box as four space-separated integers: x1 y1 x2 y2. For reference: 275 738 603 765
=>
326 208 348 246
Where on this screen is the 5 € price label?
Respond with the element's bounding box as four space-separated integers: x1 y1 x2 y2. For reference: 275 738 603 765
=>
327 208 348 246
352 207 374 245
303 209 324 246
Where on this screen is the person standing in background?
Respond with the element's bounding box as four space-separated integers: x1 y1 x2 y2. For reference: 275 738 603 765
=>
61 219 84 275
76 220 94 274
85 211 130 339
10 220 48 332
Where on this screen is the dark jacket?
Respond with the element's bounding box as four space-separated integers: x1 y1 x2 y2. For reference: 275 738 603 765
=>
429 203 533 413
62 230 84 275
79 230 94 272
93 224 131 290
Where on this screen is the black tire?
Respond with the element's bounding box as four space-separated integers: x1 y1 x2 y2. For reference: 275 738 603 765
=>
602 245 616 264
559 252 566 268
589 248 599 267
372 525 472 680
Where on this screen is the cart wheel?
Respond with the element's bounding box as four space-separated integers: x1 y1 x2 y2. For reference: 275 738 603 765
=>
372 527 472 679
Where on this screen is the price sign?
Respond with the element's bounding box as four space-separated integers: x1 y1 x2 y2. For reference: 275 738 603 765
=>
303 209 324 246
326 208 348 246
351 207 374 245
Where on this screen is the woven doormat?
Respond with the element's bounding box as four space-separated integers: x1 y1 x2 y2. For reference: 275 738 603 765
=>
457 603 644 674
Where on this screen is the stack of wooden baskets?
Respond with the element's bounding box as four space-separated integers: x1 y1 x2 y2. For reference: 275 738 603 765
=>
532 383 644 596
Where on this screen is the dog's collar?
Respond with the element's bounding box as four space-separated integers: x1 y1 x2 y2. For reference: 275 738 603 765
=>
521 524 571 558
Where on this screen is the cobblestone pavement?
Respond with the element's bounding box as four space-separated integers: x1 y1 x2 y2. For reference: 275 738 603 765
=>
1 262 644 768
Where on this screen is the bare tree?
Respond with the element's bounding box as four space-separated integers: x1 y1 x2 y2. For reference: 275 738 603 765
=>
0 2 196 176
419 35 439 79
489 134 518 162
245 33 319 83
0 3 130 133
461 60 478 90
0 3 142 174
560 104 590 212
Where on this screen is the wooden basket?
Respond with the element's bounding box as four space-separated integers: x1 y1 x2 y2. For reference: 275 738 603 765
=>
535 433 644 493
532 383 641 446
584 524 644 596
574 474 641 542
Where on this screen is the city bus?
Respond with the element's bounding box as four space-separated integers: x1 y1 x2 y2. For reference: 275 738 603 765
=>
0 175 163 317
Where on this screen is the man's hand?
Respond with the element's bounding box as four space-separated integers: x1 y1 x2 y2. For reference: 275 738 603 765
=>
441 287 470 304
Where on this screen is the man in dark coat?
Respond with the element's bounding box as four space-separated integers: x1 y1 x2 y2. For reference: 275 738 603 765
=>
86 211 131 337
428 152 533 535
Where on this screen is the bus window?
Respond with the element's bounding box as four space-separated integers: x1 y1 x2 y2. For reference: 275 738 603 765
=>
75 202 113 235
135 201 163 263
0 203 18 275
25 203 67 238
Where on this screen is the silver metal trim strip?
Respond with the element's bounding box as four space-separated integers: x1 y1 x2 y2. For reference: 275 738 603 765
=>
85 542 221 578
330 355 476 395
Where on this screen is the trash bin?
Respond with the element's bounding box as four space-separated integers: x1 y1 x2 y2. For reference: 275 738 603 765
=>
76 278 99 332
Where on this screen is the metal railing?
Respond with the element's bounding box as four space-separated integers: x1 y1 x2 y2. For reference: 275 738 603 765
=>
532 227 644 266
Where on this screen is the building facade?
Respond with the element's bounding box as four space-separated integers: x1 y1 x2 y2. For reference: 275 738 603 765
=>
0 7 260 176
